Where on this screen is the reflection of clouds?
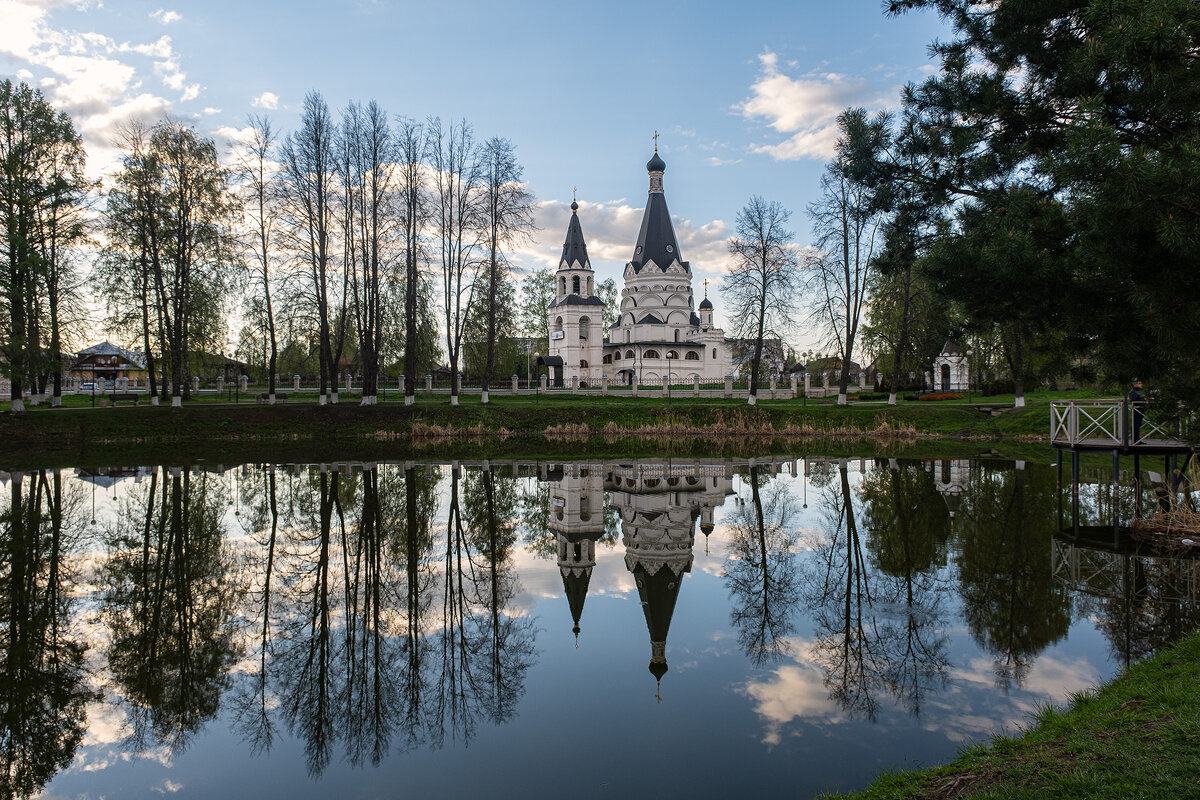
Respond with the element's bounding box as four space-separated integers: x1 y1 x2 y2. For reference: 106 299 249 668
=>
150 779 184 793
741 658 841 746
922 653 1100 743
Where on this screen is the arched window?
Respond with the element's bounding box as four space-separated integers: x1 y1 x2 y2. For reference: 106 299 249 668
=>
553 316 564 335
666 350 679 359
603 354 612 364
674 329 679 342
712 348 717 359
625 349 634 359
644 349 660 359
685 351 699 360
579 315 590 340
613 351 621 361
560 277 566 293
580 360 588 368
572 276 580 294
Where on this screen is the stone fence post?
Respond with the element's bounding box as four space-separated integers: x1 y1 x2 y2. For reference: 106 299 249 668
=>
540 375 548 391
693 374 700 396
601 375 609 395
724 374 733 398
293 374 301 391
399 374 405 392
191 376 199 393
217 376 225 393
425 374 433 392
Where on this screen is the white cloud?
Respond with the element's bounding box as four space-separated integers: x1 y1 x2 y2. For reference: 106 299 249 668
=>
0 1 201 177
150 8 181 25
251 91 279 110
738 50 890 162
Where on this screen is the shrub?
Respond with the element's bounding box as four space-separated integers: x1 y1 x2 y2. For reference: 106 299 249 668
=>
918 392 965 401
981 379 1015 396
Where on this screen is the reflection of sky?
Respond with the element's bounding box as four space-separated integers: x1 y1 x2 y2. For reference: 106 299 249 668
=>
17 457 1187 799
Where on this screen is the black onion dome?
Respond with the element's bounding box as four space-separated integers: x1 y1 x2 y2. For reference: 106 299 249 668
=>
647 150 666 173
698 297 713 309
570 199 579 212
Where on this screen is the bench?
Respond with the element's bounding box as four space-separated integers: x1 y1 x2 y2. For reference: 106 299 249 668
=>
256 392 288 404
102 393 141 407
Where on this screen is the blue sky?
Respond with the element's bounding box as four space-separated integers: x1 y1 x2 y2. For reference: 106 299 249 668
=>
1 0 948 346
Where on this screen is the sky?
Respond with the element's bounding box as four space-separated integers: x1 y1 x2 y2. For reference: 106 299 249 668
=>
0 0 950 351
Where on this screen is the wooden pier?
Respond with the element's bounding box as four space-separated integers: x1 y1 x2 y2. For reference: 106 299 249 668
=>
1051 399 1193 505
1051 399 1188 454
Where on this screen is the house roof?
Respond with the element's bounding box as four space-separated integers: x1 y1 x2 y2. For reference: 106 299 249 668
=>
76 341 146 369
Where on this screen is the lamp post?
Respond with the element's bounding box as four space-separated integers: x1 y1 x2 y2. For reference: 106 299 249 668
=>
666 353 674 409
965 349 974 404
532 351 539 404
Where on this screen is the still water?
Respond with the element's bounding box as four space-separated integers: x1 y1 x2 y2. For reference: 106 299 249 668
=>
3 456 1197 799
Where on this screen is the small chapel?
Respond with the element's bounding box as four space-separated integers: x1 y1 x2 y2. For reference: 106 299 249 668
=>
547 146 734 386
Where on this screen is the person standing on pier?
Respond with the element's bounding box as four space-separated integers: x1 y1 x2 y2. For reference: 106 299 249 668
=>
1128 378 1146 443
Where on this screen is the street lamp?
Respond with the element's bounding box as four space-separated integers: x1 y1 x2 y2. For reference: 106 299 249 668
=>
965 349 974 404
666 353 674 408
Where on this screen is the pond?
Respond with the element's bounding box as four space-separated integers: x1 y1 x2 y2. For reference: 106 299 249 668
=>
3 455 1197 799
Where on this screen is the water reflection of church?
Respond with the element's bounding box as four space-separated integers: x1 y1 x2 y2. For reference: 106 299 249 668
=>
546 459 789 693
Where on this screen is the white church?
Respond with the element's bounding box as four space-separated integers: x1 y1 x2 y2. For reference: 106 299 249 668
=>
546 148 734 386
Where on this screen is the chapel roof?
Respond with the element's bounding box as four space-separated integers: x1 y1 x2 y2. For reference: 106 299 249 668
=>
629 151 689 275
559 200 592 270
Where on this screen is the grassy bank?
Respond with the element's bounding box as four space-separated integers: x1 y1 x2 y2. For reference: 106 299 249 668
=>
825 631 1200 799
0 390 1087 468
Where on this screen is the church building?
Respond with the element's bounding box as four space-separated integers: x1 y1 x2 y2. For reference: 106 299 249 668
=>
547 147 734 386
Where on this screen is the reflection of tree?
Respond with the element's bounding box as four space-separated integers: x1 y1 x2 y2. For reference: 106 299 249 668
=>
1094 554 1200 667
275 467 341 775
102 467 238 752
0 470 92 800
805 460 881 719
463 469 536 725
724 465 801 665
230 465 279 753
398 465 438 749
956 464 1071 691
433 466 474 745
338 465 402 768
860 461 952 715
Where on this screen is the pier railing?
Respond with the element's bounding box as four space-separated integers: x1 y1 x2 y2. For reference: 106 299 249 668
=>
1051 399 1183 448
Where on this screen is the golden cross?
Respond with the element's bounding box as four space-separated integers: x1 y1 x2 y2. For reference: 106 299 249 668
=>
702 278 709 297
653 130 659 152
572 185 577 202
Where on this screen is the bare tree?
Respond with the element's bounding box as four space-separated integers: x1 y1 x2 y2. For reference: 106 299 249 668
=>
723 196 800 406
231 115 282 402
280 92 343 405
340 101 396 405
806 110 885 405
477 137 534 403
427 117 482 406
396 118 429 406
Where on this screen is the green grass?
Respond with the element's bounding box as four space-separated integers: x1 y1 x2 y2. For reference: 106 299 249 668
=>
0 388 1101 468
823 632 1200 799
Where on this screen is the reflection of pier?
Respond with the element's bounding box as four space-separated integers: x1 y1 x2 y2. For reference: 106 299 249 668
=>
1053 529 1200 605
